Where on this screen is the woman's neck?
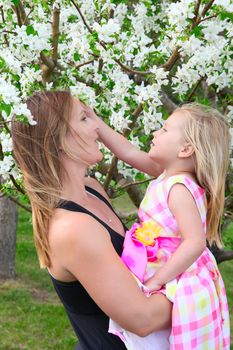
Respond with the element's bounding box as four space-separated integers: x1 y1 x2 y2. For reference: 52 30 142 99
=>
60 158 89 204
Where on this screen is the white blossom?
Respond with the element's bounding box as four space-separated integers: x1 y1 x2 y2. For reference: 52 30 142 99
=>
0 132 12 153
70 83 96 107
0 76 20 105
0 155 15 178
93 19 120 43
13 103 37 126
0 0 232 182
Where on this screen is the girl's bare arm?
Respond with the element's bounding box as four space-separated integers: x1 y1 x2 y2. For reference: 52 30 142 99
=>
85 106 163 178
145 184 206 291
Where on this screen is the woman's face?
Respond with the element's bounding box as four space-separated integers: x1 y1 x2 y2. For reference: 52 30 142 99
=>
64 98 102 165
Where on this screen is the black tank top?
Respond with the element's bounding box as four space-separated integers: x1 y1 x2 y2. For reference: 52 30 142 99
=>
50 186 127 350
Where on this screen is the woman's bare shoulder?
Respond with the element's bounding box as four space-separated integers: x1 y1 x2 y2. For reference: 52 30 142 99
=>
49 209 110 257
84 176 110 201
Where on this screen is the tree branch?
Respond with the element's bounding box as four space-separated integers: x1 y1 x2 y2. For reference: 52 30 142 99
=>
191 0 202 28
9 175 26 195
186 77 204 102
52 6 60 62
13 4 22 26
115 59 152 76
7 195 31 213
161 47 180 71
0 113 10 133
0 6 9 46
75 75 94 87
103 156 118 190
123 103 143 138
119 176 154 189
70 0 93 34
208 243 233 264
198 14 217 24
75 59 95 69
200 0 215 19
160 91 178 114
40 52 64 83
13 0 29 27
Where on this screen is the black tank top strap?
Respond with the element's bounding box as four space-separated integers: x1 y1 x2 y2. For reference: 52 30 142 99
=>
57 186 128 232
84 185 113 210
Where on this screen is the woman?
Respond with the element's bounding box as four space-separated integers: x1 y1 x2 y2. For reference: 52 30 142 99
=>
12 90 171 350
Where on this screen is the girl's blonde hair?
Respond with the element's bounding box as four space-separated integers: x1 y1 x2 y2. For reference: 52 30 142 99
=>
12 90 73 268
176 103 231 248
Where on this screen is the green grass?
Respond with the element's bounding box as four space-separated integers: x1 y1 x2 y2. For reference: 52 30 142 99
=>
0 203 232 349
0 208 76 350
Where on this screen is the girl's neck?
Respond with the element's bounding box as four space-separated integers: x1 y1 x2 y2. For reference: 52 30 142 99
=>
163 157 196 180
163 169 196 181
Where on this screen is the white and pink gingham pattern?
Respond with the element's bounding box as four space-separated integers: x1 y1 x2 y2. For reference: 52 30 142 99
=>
110 174 230 350
140 174 230 349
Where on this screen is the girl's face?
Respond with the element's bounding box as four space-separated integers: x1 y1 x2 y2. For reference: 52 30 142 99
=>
149 111 189 167
65 98 102 165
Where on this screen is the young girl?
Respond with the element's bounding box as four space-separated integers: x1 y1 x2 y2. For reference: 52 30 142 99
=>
87 103 230 350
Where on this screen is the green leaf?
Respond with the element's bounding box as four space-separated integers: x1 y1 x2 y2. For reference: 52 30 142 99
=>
0 102 12 116
0 57 6 69
68 14 78 23
12 0 19 5
220 11 233 22
191 25 204 38
73 52 81 62
15 114 30 124
26 25 38 36
107 80 115 91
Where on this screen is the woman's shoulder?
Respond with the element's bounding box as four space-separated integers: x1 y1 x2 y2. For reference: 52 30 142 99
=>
49 207 111 263
50 208 95 241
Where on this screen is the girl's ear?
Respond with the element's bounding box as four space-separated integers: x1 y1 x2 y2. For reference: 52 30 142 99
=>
178 143 194 158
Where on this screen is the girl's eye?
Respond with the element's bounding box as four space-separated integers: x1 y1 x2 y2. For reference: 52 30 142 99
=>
162 127 167 132
82 116 87 121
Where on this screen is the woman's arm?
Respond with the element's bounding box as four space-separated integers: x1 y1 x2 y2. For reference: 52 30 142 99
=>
145 184 206 291
85 105 163 178
51 211 171 336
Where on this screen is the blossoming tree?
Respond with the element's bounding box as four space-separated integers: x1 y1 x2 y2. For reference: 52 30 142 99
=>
0 0 233 275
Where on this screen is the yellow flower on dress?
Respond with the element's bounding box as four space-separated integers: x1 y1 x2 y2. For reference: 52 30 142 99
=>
135 221 162 246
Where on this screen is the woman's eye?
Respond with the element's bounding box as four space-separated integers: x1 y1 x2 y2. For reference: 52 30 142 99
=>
82 116 87 121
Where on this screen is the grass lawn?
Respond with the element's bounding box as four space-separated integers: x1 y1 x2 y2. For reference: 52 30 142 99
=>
0 202 232 349
0 208 77 350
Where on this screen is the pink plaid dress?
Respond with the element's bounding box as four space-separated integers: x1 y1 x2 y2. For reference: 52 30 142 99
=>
109 174 230 350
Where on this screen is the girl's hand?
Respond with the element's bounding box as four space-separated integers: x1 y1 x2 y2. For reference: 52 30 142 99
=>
82 103 99 121
144 278 163 292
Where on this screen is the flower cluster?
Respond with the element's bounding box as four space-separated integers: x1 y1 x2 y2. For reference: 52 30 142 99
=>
0 0 232 186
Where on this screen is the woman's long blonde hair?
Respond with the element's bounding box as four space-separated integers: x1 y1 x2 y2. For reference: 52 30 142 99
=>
12 90 73 267
176 103 231 248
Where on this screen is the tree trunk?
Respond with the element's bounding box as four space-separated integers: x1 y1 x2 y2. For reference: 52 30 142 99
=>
0 195 18 279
